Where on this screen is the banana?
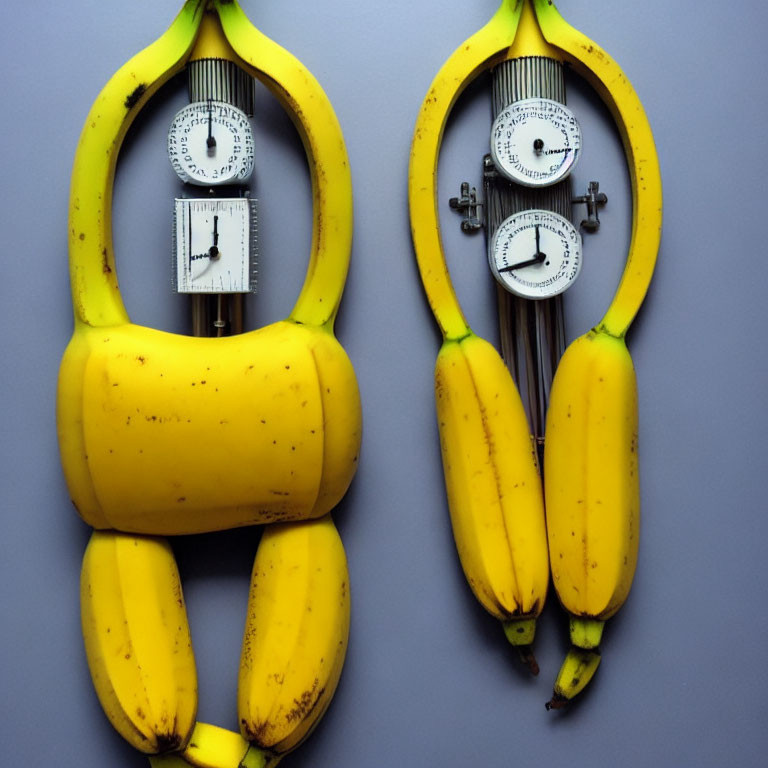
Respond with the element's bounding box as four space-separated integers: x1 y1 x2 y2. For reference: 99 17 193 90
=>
530 0 661 706
57 0 361 536
544 329 639 704
435 333 548 666
545 648 602 710
238 515 350 756
409 0 551 669
59 320 361 534
80 530 197 754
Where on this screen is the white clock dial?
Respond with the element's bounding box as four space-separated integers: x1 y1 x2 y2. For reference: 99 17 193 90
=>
173 198 257 294
489 209 582 300
168 100 254 186
490 98 581 187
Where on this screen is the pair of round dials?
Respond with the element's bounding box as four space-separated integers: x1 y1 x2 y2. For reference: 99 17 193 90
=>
488 98 583 300
168 100 254 186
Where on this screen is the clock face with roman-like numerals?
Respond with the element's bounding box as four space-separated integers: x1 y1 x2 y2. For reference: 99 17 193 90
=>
490 97 581 188
489 209 582 300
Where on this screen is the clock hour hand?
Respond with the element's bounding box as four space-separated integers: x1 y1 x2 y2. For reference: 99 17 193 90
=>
499 225 547 272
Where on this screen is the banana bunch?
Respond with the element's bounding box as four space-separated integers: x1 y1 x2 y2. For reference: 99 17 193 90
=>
410 0 661 703
61 1 359 762
86 517 349 767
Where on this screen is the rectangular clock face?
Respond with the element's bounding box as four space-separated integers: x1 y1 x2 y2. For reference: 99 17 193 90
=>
173 198 257 294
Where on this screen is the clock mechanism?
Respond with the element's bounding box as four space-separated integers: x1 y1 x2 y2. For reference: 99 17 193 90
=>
450 55 607 456
169 56 258 336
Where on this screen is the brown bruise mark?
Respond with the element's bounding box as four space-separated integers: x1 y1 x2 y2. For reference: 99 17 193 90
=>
124 83 147 110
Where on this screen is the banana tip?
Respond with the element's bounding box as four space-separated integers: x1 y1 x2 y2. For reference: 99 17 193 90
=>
516 646 540 676
545 693 569 711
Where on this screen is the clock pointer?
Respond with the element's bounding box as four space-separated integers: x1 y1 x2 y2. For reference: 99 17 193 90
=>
499 224 547 272
208 215 220 259
206 99 216 151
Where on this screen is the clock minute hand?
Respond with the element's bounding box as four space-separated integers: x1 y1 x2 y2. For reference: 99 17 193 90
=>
208 215 220 259
206 99 216 151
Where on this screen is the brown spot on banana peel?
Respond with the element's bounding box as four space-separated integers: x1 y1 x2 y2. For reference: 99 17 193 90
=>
124 83 147 110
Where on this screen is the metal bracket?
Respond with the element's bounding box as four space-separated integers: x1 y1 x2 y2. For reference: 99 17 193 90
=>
449 182 483 233
572 181 607 232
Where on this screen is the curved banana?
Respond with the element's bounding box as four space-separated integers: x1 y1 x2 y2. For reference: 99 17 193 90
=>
58 0 361 535
238 515 350 757
409 0 546 666
544 329 639 705
532 0 662 706
435 334 548 665
80 531 197 754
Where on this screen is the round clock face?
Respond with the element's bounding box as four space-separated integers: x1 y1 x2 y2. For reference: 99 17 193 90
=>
489 209 582 300
490 98 581 187
168 100 254 186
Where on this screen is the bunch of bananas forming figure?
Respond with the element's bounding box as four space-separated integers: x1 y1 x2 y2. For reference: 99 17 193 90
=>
409 0 661 707
58 1 361 765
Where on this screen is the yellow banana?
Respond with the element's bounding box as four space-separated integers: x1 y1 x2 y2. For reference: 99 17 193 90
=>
409 0 549 667
545 647 602 710
80 531 197 754
59 320 360 534
544 329 638 704
58 0 361 536
238 515 350 756
435 334 548 665
531 0 662 706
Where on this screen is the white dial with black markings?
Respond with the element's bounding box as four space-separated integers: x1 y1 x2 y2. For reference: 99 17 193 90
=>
173 198 257 294
490 98 581 187
489 209 582 300
168 100 254 186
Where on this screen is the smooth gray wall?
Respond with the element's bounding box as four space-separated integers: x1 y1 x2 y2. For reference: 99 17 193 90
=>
2 2 767 766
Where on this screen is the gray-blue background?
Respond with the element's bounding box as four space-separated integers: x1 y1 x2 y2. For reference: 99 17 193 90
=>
2 1 767 765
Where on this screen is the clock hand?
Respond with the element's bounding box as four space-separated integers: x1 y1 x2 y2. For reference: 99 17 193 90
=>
500 225 547 272
499 251 547 272
532 138 571 156
208 215 220 259
206 99 216 151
